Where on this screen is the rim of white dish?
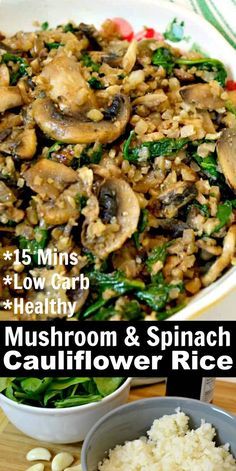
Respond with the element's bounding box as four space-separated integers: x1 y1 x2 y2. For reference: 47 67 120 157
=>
0 378 131 414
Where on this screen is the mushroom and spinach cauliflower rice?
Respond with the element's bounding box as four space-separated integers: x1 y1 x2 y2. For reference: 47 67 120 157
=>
98 411 236 471
0 19 236 320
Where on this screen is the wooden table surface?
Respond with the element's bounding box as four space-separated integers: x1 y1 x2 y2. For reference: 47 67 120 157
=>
0 380 235 470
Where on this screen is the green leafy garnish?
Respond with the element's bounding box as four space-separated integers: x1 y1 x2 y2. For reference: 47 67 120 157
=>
226 101 236 116
75 194 88 210
122 300 145 321
81 53 100 72
136 281 183 312
41 21 49 31
47 141 63 159
88 77 104 89
0 377 124 408
146 243 170 280
176 57 227 87
18 227 49 264
191 201 210 217
152 47 175 73
89 270 145 295
133 208 149 248
213 200 236 233
164 18 185 43
63 22 77 33
71 144 103 169
1 53 29 85
124 131 188 163
45 42 64 50
151 48 227 86
192 153 220 180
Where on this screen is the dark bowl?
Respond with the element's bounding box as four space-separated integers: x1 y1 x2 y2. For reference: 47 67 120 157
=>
81 396 236 471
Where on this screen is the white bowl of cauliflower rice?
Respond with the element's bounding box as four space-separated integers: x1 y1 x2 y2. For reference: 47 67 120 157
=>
81 397 236 471
0 0 236 321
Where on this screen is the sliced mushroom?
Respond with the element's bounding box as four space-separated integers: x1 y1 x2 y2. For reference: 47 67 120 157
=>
180 83 224 110
82 178 140 258
0 86 23 113
202 225 236 286
24 159 78 199
32 94 131 144
150 218 189 237
158 181 197 217
0 64 10 87
217 128 236 192
37 182 84 225
40 55 97 115
0 128 37 160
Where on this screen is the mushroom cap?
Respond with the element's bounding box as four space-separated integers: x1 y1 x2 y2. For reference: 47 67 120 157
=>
24 159 78 199
0 86 23 113
217 128 236 193
82 178 140 258
180 83 224 110
32 95 131 144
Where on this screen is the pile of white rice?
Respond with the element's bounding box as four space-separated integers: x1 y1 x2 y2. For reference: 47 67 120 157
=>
98 411 236 471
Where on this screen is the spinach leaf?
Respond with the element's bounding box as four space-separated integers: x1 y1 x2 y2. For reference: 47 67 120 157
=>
164 18 185 43
122 300 145 320
45 42 64 50
0 378 124 408
157 302 186 320
152 47 175 73
146 243 170 280
124 131 188 163
176 57 227 86
2 53 29 85
191 201 210 217
72 144 103 169
89 270 145 294
63 22 77 33
19 227 49 264
136 284 170 311
75 194 88 210
213 200 236 233
88 77 105 89
0 378 15 393
226 101 236 116
133 208 149 248
47 141 63 159
192 153 220 180
41 21 49 31
94 378 124 397
81 53 100 72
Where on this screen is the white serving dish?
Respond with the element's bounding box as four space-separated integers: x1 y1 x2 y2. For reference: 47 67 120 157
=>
0 378 131 443
0 0 235 321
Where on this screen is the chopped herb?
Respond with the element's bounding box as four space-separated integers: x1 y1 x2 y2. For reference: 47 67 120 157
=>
192 153 220 180
157 302 186 320
89 270 145 295
18 227 49 264
45 42 64 50
75 194 88 210
81 53 100 72
191 201 210 217
133 208 149 248
152 47 175 73
213 200 236 233
146 242 170 281
226 101 236 116
41 21 49 31
1 53 28 85
88 77 104 89
47 141 63 159
164 18 185 43
136 284 170 311
122 300 145 321
124 131 188 163
63 22 77 33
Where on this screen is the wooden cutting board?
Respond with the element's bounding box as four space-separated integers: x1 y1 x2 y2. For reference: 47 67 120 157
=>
0 380 235 471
